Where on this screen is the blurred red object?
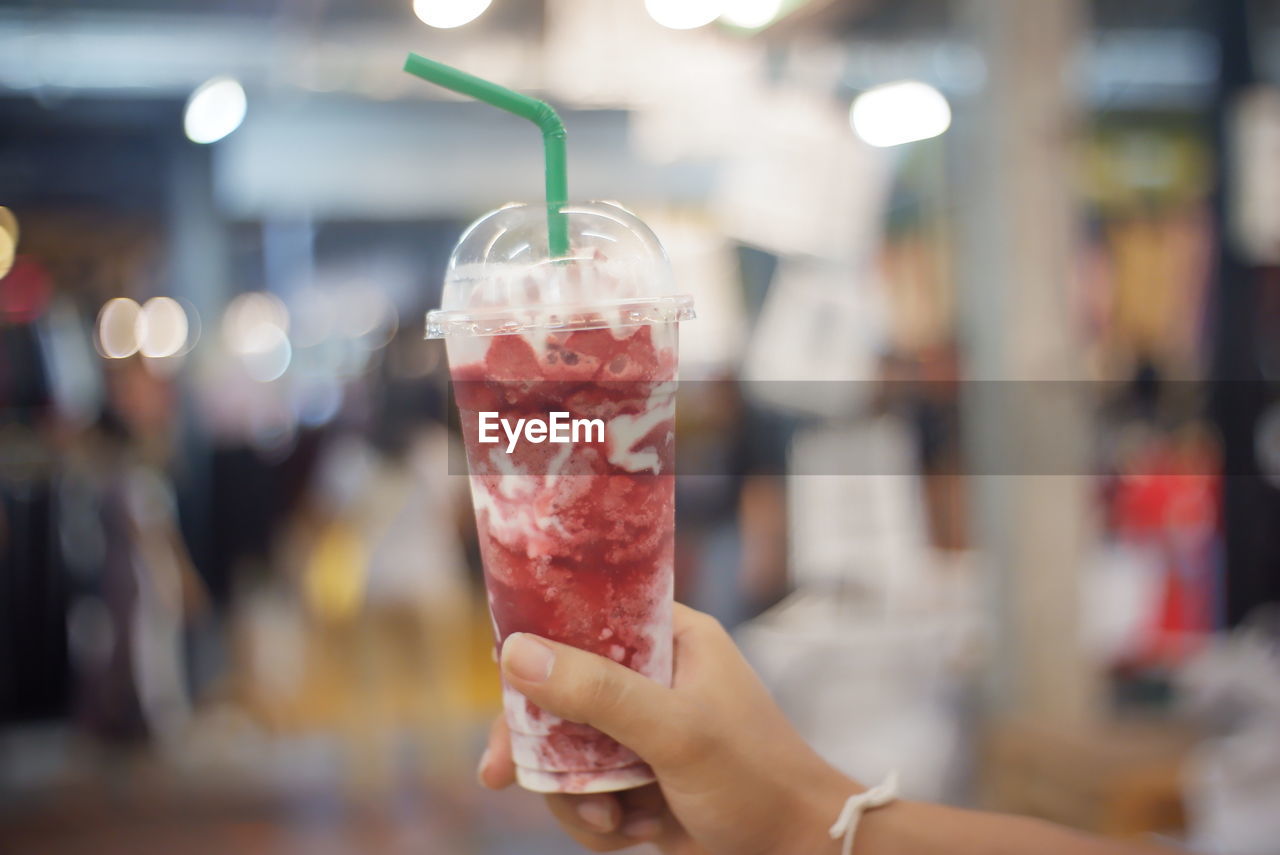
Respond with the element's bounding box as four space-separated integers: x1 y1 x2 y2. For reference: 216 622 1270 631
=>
1111 434 1221 666
0 255 53 323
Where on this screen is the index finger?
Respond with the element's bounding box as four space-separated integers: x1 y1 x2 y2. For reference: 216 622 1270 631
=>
479 714 516 790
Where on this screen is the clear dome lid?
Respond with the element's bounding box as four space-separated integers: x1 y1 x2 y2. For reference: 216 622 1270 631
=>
426 201 694 338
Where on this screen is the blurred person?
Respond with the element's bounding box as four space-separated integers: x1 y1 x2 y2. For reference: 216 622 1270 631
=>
1098 358 1220 672
68 356 208 748
478 604 1181 855
875 344 966 552
676 376 788 628
0 304 68 724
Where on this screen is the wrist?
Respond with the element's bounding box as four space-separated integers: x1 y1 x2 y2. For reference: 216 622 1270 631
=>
782 768 911 855
771 765 865 855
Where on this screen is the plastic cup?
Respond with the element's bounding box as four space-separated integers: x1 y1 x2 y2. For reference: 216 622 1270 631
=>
428 201 693 794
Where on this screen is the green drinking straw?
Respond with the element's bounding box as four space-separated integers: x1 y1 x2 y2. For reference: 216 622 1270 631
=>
403 53 570 258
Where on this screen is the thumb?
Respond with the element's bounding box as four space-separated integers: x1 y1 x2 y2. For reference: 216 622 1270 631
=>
501 632 689 769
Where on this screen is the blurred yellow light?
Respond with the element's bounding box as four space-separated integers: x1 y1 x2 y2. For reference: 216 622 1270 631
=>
184 76 247 145
136 296 189 358
646 0 723 30
0 230 12 283
412 0 492 29
0 207 17 280
720 0 782 28
96 297 142 359
850 81 952 148
304 521 366 622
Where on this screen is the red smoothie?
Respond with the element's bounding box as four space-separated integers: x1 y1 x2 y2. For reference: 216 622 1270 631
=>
451 320 678 793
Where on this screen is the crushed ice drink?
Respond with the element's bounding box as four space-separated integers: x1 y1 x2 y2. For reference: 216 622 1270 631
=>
450 319 677 793
429 201 691 793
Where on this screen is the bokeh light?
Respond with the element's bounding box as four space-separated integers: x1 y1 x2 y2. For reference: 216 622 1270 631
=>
184 76 247 144
720 0 783 29
411 0 492 29
222 292 292 382
239 323 293 383
645 0 723 30
850 80 952 148
222 292 289 353
136 296 189 359
95 297 142 359
0 207 17 280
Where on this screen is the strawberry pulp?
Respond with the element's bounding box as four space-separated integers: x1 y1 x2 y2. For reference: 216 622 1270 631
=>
450 322 677 792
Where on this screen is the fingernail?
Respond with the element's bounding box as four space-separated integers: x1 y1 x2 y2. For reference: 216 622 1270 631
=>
575 799 614 833
503 633 555 683
622 816 663 839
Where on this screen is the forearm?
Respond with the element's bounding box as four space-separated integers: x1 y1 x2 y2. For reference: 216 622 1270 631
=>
770 766 1181 855
852 800 1183 855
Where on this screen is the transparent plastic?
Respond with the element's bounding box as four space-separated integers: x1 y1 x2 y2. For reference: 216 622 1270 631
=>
430 200 691 794
426 201 694 339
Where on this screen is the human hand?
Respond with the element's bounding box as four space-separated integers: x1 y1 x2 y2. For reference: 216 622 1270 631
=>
477 603 859 854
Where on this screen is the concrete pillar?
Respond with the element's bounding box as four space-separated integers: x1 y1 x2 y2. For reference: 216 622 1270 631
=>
953 0 1100 727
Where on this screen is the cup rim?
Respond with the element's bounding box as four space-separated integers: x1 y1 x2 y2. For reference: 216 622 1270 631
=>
425 293 694 339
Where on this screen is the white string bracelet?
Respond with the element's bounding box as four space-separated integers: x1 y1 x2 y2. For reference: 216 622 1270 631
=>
828 771 900 855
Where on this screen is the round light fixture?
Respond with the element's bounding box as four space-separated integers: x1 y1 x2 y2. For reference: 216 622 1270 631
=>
184 76 247 144
850 80 952 148
412 0 492 29
720 0 783 29
646 0 723 30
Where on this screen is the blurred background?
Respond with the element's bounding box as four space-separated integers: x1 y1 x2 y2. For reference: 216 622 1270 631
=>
3 0 1280 852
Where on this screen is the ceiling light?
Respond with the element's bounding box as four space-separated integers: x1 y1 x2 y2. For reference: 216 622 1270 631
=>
850 81 951 148
720 0 783 29
412 0 492 29
646 0 723 30
184 76 247 144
